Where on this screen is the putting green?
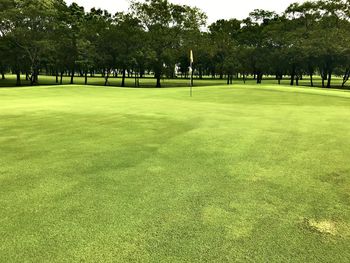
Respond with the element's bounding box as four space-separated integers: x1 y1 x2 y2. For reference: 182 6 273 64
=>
0 84 349 262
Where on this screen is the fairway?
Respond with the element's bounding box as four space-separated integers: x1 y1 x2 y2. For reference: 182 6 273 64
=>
1 84 350 262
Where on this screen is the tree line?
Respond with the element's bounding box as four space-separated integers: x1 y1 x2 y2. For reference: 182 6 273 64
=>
1 0 350 88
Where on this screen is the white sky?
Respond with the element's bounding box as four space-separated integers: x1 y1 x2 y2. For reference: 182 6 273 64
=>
65 0 305 23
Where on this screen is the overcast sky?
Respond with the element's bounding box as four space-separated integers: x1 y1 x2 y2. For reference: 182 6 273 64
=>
65 0 304 23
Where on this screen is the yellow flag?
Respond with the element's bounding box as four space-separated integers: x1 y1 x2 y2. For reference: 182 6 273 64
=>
190 50 194 65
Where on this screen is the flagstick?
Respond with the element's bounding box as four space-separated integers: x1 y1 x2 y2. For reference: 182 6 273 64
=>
190 72 193 97
189 50 194 97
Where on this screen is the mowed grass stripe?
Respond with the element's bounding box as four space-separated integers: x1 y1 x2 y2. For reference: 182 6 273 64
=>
0 85 349 262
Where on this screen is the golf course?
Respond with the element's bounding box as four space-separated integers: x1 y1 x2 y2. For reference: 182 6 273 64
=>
2 0 350 261
1 83 349 262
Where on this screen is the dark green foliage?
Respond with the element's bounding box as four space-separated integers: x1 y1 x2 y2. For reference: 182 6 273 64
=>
1 0 350 88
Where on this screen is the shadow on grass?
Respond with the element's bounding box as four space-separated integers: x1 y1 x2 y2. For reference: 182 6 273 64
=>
1 75 350 91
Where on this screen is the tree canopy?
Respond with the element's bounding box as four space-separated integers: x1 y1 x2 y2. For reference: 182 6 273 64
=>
1 0 350 88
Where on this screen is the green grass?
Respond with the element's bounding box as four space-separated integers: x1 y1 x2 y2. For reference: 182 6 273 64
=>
0 83 350 262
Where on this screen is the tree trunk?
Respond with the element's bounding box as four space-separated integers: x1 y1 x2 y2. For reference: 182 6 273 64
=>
35 69 39 83
321 72 325 88
155 67 162 88
121 68 126 87
135 70 139 87
327 70 332 88
85 71 88 85
16 71 21 86
104 70 109 86
276 74 281 85
257 72 262 84
70 68 75 84
60 72 64 85
290 67 295 86
156 74 161 88
56 71 59 84
30 69 38 85
342 68 350 87
1 72 4 79
310 74 313 87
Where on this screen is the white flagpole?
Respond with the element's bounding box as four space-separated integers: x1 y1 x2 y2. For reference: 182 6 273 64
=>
190 50 193 97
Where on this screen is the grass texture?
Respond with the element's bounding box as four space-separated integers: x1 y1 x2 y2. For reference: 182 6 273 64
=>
0 84 350 262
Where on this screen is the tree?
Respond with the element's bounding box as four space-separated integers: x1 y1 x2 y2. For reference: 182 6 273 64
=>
113 13 145 87
209 19 241 84
0 0 64 85
131 0 206 87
